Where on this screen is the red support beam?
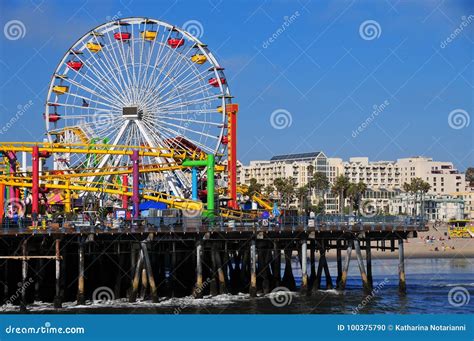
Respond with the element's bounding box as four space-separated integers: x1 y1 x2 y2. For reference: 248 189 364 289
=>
226 103 239 210
122 175 128 210
0 183 4 224
131 150 140 219
32 146 39 218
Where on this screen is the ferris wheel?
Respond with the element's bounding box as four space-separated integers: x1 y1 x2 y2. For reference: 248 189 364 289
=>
44 17 232 197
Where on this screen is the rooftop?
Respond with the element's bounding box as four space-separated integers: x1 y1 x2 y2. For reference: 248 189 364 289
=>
270 151 323 162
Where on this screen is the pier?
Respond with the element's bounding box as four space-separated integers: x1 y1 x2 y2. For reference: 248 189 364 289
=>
0 216 425 310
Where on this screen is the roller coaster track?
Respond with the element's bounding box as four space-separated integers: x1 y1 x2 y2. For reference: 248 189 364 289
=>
0 142 208 161
0 175 202 211
220 185 274 211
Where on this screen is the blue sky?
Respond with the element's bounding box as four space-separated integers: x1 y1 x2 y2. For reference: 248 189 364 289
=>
0 0 472 170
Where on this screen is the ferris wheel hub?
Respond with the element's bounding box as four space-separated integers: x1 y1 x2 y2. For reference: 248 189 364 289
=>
122 106 143 120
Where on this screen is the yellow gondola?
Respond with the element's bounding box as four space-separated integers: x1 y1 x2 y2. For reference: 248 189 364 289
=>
141 30 157 41
191 54 207 64
52 85 69 95
86 42 102 53
217 106 223 113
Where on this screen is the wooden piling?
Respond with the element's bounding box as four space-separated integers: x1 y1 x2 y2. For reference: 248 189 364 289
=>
77 239 85 305
53 239 62 308
210 243 218 296
129 248 144 303
321 241 333 290
398 238 406 294
250 239 257 297
272 241 281 288
366 238 373 289
300 239 308 294
215 243 227 294
194 240 203 298
354 239 371 293
336 239 342 288
339 240 353 290
20 239 27 312
141 241 158 303
309 239 316 290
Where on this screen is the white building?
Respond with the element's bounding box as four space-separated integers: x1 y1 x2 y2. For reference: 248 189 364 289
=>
390 193 464 222
397 157 465 194
235 153 467 216
344 157 401 190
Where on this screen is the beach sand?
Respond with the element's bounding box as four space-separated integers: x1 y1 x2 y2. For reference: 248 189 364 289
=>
325 223 474 260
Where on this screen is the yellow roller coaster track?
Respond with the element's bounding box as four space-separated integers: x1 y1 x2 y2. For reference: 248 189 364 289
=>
0 142 208 161
0 175 202 211
219 185 274 211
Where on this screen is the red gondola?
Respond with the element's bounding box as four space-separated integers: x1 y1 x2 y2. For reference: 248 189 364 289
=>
67 61 83 71
167 38 184 48
221 136 229 144
208 77 226 87
114 32 131 41
39 151 52 158
43 113 61 123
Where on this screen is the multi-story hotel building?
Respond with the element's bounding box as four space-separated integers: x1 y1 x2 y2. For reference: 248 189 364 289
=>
235 152 467 214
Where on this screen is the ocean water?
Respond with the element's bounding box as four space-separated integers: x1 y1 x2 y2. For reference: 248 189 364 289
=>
2 258 473 314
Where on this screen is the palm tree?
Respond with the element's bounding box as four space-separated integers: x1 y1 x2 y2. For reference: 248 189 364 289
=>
347 182 368 215
247 178 263 198
274 177 296 209
296 185 309 214
331 175 350 215
263 184 274 197
402 178 431 217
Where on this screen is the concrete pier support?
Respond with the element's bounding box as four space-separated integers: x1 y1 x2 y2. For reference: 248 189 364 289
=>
398 238 406 294
300 239 308 294
339 241 353 290
250 239 257 297
53 239 62 308
77 239 85 305
354 239 371 293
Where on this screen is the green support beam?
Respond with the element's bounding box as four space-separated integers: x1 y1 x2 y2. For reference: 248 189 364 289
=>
182 154 215 217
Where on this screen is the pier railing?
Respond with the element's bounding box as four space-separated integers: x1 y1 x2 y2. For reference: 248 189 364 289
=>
0 214 426 234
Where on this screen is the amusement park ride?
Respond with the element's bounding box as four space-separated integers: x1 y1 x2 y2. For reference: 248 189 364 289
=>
0 17 272 225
